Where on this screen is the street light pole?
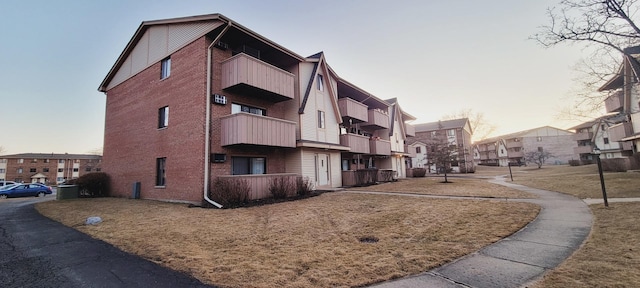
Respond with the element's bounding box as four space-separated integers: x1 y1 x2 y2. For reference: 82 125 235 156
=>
593 147 609 207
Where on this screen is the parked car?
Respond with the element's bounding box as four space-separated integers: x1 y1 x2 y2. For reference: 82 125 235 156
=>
0 181 17 188
0 183 53 199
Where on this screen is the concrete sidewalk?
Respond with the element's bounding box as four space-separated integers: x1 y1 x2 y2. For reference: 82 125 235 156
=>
369 176 593 288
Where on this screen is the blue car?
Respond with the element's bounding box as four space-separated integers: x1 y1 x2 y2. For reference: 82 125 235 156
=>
0 183 53 199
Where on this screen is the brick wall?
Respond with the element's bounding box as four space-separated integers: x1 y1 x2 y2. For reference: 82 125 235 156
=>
2 157 101 184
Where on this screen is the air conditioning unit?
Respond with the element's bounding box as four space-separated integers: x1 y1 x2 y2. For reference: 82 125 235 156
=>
213 94 227 105
215 41 229 50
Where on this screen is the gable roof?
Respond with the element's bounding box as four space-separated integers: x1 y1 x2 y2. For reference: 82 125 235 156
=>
599 46 640 91
297 52 342 123
413 118 470 133
99 13 305 92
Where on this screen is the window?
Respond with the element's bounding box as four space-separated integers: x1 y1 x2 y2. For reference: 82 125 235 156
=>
96 168 102 172
416 147 422 153
158 106 169 128
232 103 266 116
58 159 65 164
447 129 455 136
43 168 49 172
73 168 79 172
17 168 23 174
537 136 543 142
161 57 171 79
538 147 544 152
56 177 64 182
44 159 50 163
317 74 324 91
85 167 92 172
30 168 36 173
31 159 38 163
0 169 5 173
17 159 24 164
57 168 63 173
318 110 326 128
232 157 265 175
603 137 610 144
0 159 6 163
156 157 166 186
431 131 437 137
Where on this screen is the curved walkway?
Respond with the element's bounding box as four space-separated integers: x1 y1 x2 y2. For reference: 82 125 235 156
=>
367 176 593 288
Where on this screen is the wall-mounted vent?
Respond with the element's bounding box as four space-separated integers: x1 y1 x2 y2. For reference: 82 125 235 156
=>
212 153 226 163
213 94 227 105
215 41 229 50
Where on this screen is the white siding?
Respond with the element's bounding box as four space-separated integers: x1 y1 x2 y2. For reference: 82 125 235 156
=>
300 71 340 145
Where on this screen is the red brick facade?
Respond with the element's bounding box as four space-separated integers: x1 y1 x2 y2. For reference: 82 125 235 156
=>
0 154 102 185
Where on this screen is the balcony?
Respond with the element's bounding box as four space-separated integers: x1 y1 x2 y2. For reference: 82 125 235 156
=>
362 109 390 130
573 131 593 141
369 139 391 155
505 140 522 149
405 145 417 157
340 133 370 154
405 123 415 137
608 122 633 142
574 145 594 155
605 91 623 113
220 113 296 148
338 98 368 123
508 151 524 158
221 53 295 102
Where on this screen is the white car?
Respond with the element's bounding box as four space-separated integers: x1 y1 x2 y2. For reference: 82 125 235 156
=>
0 181 17 188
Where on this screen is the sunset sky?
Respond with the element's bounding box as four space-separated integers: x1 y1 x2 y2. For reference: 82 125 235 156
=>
0 0 603 154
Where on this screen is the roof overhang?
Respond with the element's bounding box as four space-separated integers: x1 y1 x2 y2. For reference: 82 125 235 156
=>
296 140 351 151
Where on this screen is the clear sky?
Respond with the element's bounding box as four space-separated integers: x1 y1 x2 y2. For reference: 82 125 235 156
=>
0 0 599 155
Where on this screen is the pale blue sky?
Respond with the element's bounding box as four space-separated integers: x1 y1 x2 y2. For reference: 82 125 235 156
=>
0 0 595 154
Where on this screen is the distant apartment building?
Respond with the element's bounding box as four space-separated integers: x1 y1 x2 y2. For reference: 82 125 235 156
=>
473 126 575 166
571 114 632 162
98 14 416 205
0 153 102 184
410 118 474 173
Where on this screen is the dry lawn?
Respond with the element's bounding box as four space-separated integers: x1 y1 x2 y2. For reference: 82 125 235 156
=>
510 164 640 199
533 202 640 287
36 193 539 288
348 177 536 198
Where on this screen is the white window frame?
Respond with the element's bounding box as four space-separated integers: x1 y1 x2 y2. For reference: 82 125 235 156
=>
161 57 171 79
318 110 326 129
158 106 169 129
317 74 324 91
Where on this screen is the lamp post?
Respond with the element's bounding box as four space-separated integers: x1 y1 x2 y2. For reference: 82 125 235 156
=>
593 147 609 207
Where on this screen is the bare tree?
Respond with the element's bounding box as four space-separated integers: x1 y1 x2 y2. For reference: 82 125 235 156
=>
524 150 555 168
442 109 497 142
426 121 457 183
532 0 640 115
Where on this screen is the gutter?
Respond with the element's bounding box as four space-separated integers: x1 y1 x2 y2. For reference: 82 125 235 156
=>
203 23 232 208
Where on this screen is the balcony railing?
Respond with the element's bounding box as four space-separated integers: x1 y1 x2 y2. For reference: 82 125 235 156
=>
216 173 298 200
220 113 296 148
505 141 522 149
369 139 391 155
574 145 593 155
405 145 417 157
605 91 623 113
608 122 633 142
573 131 593 141
221 53 295 102
339 133 370 154
508 151 524 158
362 109 390 129
405 123 415 137
338 98 368 123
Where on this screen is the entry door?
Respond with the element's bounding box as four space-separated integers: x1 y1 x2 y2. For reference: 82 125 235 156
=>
316 154 330 186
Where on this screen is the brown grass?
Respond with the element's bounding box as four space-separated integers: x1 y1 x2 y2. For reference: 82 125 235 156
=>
510 164 640 199
36 193 538 288
533 202 640 287
349 176 536 198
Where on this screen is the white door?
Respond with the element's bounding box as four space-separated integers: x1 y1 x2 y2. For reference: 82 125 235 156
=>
316 154 330 186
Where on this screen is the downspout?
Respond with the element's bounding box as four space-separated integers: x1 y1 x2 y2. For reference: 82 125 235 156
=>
204 23 231 208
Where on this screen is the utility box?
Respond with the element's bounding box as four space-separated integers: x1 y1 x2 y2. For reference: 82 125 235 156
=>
132 182 141 199
57 185 79 200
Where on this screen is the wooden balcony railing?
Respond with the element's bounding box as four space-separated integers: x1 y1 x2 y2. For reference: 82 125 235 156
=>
505 141 523 149
608 122 633 142
362 109 389 129
573 131 593 141
369 139 391 155
405 145 417 157
338 98 368 123
339 133 370 154
605 90 623 113
405 123 415 137
216 173 298 200
220 113 296 148
221 53 295 102
574 145 593 155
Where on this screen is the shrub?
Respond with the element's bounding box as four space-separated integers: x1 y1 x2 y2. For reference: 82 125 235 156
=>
568 160 581 166
269 176 296 199
296 176 314 196
601 158 629 172
209 178 250 207
75 172 111 198
412 168 426 177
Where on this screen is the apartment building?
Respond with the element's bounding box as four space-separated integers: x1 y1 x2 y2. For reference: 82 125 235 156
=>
597 46 640 154
571 115 632 162
473 126 575 166
0 153 102 184
411 118 474 173
98 14 415 205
